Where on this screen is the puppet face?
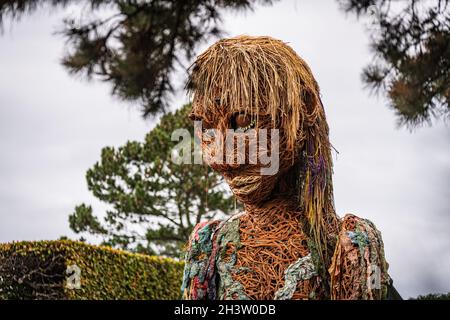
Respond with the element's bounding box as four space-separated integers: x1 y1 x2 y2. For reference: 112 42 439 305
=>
190 102 299 205
187 35 329 207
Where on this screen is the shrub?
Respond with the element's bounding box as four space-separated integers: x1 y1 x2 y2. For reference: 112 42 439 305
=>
414 292 450 300
0 240 184 300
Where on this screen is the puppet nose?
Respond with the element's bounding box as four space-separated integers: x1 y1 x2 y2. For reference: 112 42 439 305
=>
205 138 242 172
203 130 246 172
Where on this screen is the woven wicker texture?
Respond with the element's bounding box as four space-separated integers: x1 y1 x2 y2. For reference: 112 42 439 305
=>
182 35 391 300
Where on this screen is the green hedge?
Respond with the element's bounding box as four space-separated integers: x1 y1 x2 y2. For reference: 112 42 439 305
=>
414 292 450 300
0 240 184 300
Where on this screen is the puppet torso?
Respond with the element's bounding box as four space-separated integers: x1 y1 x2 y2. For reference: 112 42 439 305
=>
182 208 395 300
215 206 327 300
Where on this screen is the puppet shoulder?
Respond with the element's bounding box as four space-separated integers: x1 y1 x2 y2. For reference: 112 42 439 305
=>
181 219 223 300
181 213 245 300
328 214 397 299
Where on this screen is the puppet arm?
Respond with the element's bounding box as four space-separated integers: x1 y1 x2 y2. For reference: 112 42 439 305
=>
181 220 222 300
328 214 400 300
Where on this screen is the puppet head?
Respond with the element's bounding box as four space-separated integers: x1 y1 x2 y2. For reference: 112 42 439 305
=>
187 35 338 262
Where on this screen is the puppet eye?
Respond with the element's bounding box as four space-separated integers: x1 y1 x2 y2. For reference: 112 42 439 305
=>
189 112 203 122
189 113 210 136
188 113 197 121
231 113 256 132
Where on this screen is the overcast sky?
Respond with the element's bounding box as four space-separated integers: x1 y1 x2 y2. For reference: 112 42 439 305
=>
0 0 449 298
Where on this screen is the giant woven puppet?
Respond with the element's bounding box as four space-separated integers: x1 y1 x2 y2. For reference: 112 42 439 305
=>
181 35 400 300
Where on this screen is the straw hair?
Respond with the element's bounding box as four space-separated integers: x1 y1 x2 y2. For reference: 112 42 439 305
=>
187 35 338 276
187 35 324 152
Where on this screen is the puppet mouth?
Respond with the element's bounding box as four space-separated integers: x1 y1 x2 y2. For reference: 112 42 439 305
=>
228 175 261 187
225 175 262 196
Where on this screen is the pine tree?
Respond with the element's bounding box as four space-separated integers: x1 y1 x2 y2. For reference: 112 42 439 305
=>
69 104 235 258
338 0 449 127
0 0 276 117
2 1 448 127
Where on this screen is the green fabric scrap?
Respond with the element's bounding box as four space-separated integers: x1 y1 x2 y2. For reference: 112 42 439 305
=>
347 230 370 247
215 215 250 300
197 225 214 254
274 253 317 300
181 222 218 293
217 218 242 255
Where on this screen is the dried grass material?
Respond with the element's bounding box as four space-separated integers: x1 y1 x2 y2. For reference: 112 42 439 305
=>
227 201 326 300
187 35 338 271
